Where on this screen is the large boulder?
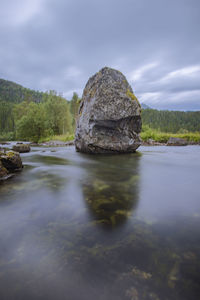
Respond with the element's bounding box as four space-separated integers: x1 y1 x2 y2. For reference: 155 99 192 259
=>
75 67 142 153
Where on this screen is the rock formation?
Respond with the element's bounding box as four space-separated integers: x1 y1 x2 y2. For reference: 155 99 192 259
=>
75 67 142 153
0 160 8 178
12 143 31 153
0 151 23 180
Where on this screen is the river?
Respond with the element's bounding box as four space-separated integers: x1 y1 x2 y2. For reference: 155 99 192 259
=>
0 145 200 300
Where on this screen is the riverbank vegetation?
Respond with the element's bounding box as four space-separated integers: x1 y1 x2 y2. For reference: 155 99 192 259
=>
36 129 200 144
141 125 200 143
0 86 80 142
38 134 75 143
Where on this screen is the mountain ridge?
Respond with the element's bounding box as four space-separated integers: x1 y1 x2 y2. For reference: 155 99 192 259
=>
0 78 44 103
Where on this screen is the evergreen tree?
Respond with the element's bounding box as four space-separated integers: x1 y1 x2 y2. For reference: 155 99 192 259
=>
70 92 81 131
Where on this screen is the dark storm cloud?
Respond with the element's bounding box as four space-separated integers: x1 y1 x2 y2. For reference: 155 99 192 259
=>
0 0 200 109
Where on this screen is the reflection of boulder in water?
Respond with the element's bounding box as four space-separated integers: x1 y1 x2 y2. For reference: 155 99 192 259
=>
83 153 141 227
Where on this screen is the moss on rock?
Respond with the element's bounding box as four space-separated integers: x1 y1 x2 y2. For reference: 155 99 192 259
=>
126 89 141 109
0 151 23 180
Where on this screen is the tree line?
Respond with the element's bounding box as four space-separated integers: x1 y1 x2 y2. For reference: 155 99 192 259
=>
0 90 80 142
142 109 200 133
0 78 200 141
0 78 43 103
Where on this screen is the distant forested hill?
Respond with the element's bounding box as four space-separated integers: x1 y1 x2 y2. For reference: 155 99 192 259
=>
0 78 43 103
0 78 80 139
142 109 200 133
0 78 44 134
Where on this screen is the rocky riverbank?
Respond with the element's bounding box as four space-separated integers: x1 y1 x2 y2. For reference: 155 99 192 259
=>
1 138 199 152
142 138 200 146
33 140 75 147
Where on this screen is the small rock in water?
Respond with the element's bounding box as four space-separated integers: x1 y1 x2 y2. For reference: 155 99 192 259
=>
65 140 74 146
167 137 187 146
75 67 142 153
12 143 31 153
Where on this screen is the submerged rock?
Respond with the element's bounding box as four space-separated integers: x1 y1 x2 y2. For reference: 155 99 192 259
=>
75 67 142 153
167 137 188 146
12 143 31 153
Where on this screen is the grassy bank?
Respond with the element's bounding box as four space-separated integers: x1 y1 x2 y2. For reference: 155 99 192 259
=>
141 128 200 143
34 130 200 144
0 133 74 143
38 134 74 143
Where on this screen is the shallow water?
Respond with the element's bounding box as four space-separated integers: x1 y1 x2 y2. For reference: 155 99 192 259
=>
0 145 200 300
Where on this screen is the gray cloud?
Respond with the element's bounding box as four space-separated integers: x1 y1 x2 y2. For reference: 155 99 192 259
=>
0 0 200 110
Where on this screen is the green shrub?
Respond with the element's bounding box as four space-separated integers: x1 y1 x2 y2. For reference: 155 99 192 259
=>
0 132 15 141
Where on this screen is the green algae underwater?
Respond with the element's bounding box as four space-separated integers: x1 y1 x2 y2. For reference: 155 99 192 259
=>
0 144 200 300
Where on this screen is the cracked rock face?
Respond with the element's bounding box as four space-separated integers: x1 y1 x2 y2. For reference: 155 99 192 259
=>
75 67 142 153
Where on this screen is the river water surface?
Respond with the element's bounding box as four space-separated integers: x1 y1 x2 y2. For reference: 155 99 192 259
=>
0 145 200 300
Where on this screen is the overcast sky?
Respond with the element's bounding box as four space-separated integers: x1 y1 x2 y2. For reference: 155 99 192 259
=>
0 0 200 110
